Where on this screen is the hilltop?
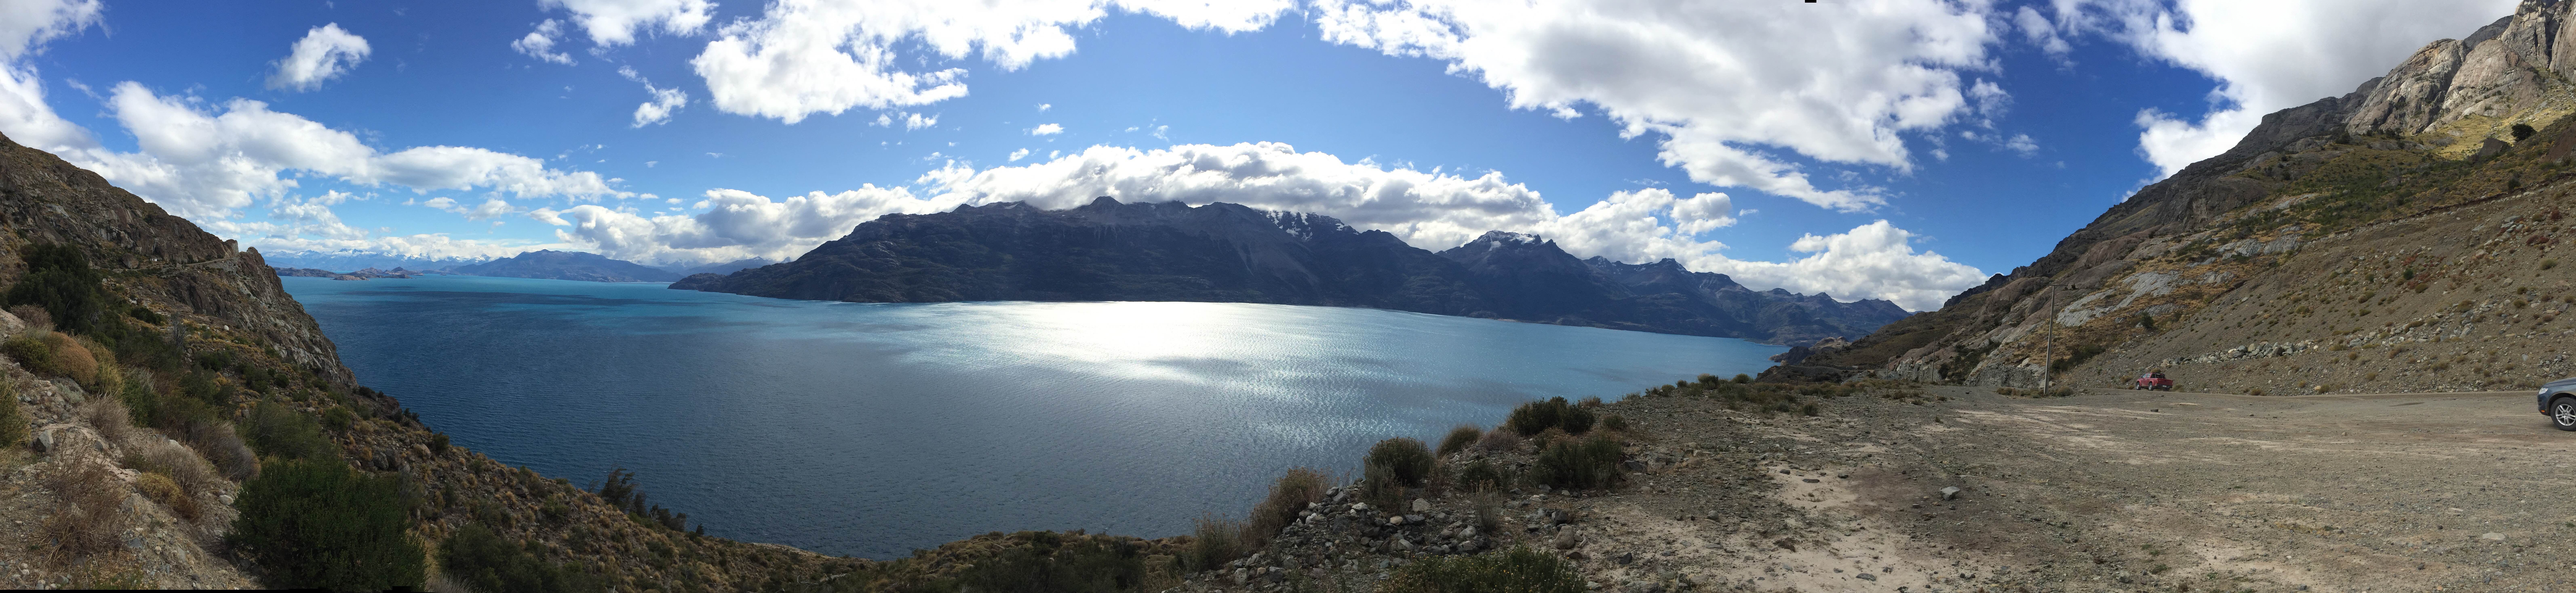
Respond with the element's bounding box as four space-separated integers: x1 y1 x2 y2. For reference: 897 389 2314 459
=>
673 198 1908 345
1802 1 2576 394
450 249 681 283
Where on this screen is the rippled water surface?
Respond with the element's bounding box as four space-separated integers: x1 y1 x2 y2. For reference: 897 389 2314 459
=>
281 275 1784 558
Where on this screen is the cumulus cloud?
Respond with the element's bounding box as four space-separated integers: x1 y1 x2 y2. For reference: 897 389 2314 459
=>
544 0 715 46
542 185 961 264
0 0 98 62
513 19 577 64
688 0 1293 123
621 66 690 126
266 23 370 92
1007 148 1030 161
1028 123 1062 136
2045 0 2517 177
1694 221 1987 311
1311 0 1997 212
872 111 937 129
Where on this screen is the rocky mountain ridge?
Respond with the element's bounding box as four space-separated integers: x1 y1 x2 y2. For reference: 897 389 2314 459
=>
674 198 1908 345
1807 0 2576 394
449 249 681 283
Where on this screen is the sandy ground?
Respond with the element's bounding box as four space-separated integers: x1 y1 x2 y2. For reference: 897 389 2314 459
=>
1554 386 2576 593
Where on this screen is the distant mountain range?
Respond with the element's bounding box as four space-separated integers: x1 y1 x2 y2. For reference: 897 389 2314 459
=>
668 257 779 277
260 250 489 272
672 198 1909 344
450 250 682 283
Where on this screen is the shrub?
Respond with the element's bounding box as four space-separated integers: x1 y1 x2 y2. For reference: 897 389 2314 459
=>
46 332 96 386
937 532 1157 593
1733 374 1751 384
138 440 222 505
322 406 355 432
229 458 426 590
1598 414 1628 432
1378 547 1585 593
1531 432 1624 491
7 304 51 332
3 332 52 376
134 472 201 522
1474 429 1522 453
5 244 108 334
2516 123 2539 142
1183 516 1243 571
1503 397 1595 436
440 522 603 593
1575 396 1602 408
1244 467 1329 546
78 398 130 444
43 462 132 566
0 378 22 449
1800 403 1820 416
1365 437 1435 488
1456 458 1510 492
241 402 335 461
1437 425 1483 457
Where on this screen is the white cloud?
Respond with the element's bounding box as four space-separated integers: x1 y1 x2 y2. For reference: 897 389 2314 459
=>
543 185 962 264
2002 133 2038 156
1691 221 1987 311
0 0 98 62
266 23 371 92
513 19 577 64
632 83 688 127
1036 103 1051 111
1007 148 1030 161
2069 0 2519 177
905 112 936 129
688 0 1293 123
1028 123 1062 135
1311 0 1998 212
543 0 715 47
424 197 523 220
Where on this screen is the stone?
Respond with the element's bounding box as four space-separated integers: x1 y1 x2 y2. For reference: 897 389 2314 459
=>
2481 532 2507 541
32 429 53 453
1388 516 1405 526
1404 514 1424 524
1940 486 1962 500
1413 498 1431 512
1856 573 1877 581
1553 530 1580 550
1459 526 1477 539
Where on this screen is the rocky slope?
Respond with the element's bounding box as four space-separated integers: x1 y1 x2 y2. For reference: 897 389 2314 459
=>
674 198 1907 344
450 249 680 283
1807 0 2576 393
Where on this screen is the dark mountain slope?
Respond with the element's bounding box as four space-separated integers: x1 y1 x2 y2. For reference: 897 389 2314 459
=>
675 198 1912 343
450 249 680 282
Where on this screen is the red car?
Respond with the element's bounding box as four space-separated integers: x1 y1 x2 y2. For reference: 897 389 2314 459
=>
2133 373 2173 391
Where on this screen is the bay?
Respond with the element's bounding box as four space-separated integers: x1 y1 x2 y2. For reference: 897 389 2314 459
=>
279 275 1784 559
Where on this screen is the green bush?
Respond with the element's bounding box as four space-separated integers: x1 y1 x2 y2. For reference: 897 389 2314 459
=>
1365 437 1435 488
242 401 336 461
2 333 53 376
1436 424 1482 457
440 522 602 593
322 406 355 432
1455 458 1509 492
5 243 108 334
1503 397 1595 436
1532 433 1623 491
1598 414 1628 432
229 458 425 591
1378 547 1585 593
1732 374 1751 384
2516 123 2538 142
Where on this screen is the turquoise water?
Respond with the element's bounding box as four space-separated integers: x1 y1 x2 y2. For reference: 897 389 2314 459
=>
279 275 1784 559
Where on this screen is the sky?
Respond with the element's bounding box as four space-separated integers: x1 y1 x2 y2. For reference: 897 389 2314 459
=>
0 0 2527 311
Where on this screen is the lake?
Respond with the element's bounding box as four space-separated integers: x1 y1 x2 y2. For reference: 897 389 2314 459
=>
279 275 1785 559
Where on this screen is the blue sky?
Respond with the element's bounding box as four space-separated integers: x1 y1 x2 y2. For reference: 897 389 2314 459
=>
0 0 2525 310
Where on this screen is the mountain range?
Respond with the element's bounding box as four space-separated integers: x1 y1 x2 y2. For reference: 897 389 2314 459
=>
449 249 683 283
671 197 1909 344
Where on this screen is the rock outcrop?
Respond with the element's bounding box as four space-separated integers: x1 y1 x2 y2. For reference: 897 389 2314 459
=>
675 198 1911 344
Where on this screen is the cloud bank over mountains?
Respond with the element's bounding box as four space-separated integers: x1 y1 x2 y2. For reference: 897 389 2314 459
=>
0 0 2526 310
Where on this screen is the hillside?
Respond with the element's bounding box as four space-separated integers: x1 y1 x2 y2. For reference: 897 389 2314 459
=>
451 249 681 283
673 198 1908 345
1806 1 2576 394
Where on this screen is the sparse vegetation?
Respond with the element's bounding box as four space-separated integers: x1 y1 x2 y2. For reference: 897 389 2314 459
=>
1503 397 1596 436
241 401 335 461
1437 424 1483 457
1183 516 1243 571
438 522 604 593
1365 437 1436 488
1377 547 1585 593
1531 432 1624 490
1243 467 1329 546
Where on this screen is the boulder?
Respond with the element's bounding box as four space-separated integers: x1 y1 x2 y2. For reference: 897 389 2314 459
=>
32 428 54 453
1412 498 1431 512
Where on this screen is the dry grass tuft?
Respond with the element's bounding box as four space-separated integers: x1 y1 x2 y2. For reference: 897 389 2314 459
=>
43 462 134 566
1474 428 1523 453
134 472 200 522
1242 467 1331 547
79 398 131 444
1436 424 1483 457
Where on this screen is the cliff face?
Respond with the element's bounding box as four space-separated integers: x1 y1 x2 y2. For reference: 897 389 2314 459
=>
674 198 1913 344
1814 0 2576 392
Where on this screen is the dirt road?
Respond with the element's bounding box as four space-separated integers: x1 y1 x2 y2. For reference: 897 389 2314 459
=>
1566 386 2576 593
